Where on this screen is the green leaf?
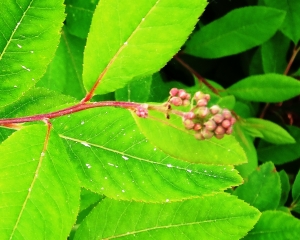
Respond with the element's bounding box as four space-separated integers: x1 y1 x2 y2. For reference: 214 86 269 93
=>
240 118 295 144
0 1 65 107
216 95 236 110
0 128 15 143
38 27 86 100
0 125 80 239
279 170 290 206
234 162 281 211
83 0 207 95
0 87 76 118
65 0 99 39
257 125 300 164
115 75 152 102
134 110 247 165
227 73 300 102
263 0 300 44
184 6 285 58
244 210 300 240
53 108 242 202
261 31 290 74
74 194 260 240
291 170 300 213
79 188 104 212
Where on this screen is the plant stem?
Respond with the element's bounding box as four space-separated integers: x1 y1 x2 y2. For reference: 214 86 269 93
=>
174 55 220 95
0 101 140 125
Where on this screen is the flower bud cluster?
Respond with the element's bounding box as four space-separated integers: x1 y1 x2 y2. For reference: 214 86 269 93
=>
179 90 236 140
135 104 148 118
169 88 191 107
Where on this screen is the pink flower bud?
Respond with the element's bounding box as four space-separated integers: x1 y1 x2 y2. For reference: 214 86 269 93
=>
197 99 208 107
183 119 195 130
213 113 224 124
193 123 202 131
204 120 217 131
136 104 148 118
170 97 183 106
169 88 179 97
215 125 225 135
210 105 221 115
215 134 224 139
197 107 209 118
178 89 188 99
184 111 195 120
195 132 204 140
183 99 190 106
226 126 233 134
202 129 214 139
222 109 232 119
204 94 210 101
221 119 231 128
231 117 236 125
194 91 205 101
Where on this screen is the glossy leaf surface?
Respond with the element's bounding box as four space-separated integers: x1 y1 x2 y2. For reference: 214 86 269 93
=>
83 0 207 94
53 108 242 202
0 0 65 107
74 194 260 240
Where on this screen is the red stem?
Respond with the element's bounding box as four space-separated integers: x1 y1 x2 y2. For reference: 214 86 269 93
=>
0 101 140 125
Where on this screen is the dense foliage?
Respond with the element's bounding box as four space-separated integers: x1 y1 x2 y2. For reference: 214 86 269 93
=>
1 0 300 239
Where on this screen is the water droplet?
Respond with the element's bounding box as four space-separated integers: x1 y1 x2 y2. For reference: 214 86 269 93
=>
154 148 157 151
108 163 114 167
30 50 34 53
68 115 70 118
124 41 128 45
85 163 92 168
14 85 17 88
104 177 107 179
41 152 45 157
17 44 22 48
81 121 84 125
81 142 90 147
122 190 125 192
167 164 173 168
187 169 192 173
204 170 207 173
28 188 31 192
166 199 169 202
32 78 35 81
142 18 145 21
21 65 30 71
101 187 104 190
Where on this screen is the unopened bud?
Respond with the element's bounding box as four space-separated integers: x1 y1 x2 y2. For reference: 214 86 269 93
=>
136 104 148 118
215 125 225 135
197 99 208 107
231 117 236 125
215 134 224 139
193 123 202 131
213 113 224 124
204 94 210 101
178 89 188 99
197 107 209 118
222 109 232 119
204 120 217 131
183 99 190 106
226 126 233 134
184 111 195 120
221 119 231 128
201 129 214 139
183 119 195 130
194 91 205 101
210 105 221 115
169 88 179 97
170 97 182 106
195 132 204 140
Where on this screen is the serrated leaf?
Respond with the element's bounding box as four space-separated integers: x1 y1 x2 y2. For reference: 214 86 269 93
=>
244 210 300 240
65 0 99 39
74 193 260 240
0 125 80 239
227 73 300 102
185 6 285 58
241 118 295 144
0 87 76 118
53 108 242 202
279 170 290 206
291 170 300 213
257 125 300 164
134 110 247 165
83 0 207 95
115 75 152 102
261 31 290 74
0 1 65 107
263 0 300 44
38 27 86 99
234 162 281 211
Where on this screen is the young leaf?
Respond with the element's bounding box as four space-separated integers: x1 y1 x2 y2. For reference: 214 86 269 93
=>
74 194 260 240
0 1 65 107
240 118 295 144
263 0 300 44
38 27 86 99
115 75 152 102
261 31 290 74
53 108 243 202
234 162 281 211
0 125 80 239
244 210 300 240
257 125 300 164
65 0 99 39
184 6 285 58
291 170 300 213
134 110 247 165
227 73 300 102
83 0 207 95
279 170 290 206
